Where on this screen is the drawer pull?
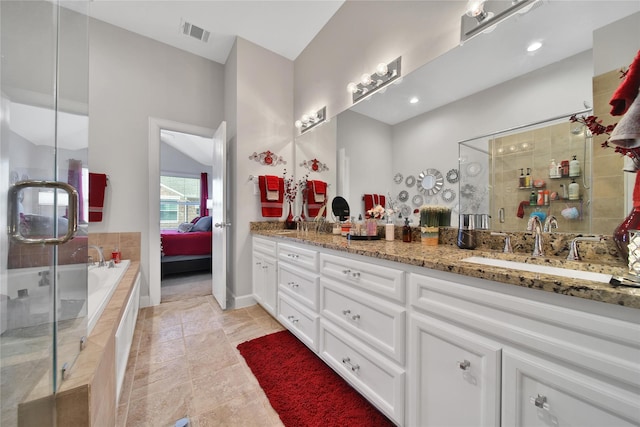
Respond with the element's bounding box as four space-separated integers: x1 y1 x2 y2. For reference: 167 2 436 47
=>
255 261 262 266
341 357 360 372
287 315 299 324
529 394 550 411
342 269 351 275
458 360 471 371
351 314 361 321
262 265 268 269
288 281 299 288
342 309 351 315
288 253 299 259
351 272 361 278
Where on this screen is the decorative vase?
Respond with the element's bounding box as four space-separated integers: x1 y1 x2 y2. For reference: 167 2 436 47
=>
613 173 640 259
285 202 296 229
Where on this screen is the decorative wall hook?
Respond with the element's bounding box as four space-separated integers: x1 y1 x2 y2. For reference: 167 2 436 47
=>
300 158 329 172
249 150 286 166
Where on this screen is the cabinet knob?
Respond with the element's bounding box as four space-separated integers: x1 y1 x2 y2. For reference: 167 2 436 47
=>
287 315 299 324
351 314 361 321
255 262 262 266
351 272 361 278
342 269 351 275
262 265 268 269
342 309 351 315
529 394 550 411
457 359 471 370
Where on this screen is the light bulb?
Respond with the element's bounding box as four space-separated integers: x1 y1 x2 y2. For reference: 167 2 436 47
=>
375 63 388 76
361 73 372 86
527 41 542 52
409 96 419 104
301 114 310 124
346 82 358 93
465 0 487 20
294 120 302 129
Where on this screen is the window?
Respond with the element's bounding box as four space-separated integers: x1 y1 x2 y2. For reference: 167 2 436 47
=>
160 176 200 228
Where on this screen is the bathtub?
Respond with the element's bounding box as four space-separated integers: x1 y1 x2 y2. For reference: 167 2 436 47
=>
3 260 129 335
88 260 130 334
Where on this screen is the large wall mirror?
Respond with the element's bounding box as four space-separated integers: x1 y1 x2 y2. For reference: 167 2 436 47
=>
303 1 639 233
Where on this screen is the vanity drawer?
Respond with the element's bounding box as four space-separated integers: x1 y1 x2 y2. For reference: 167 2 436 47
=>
320 253 405 303
319 319 405 426
278 262 320 311
277 292 319 352
321 277 405 364
253 236 276 254
278 242 319 272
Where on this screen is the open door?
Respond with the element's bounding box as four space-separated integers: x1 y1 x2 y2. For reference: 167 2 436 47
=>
211 122 227 309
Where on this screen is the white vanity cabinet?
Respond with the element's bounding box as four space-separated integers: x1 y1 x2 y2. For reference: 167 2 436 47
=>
276 241 320 351
319 252 407 425
252 237 278 316
408 311 501 427
115 272 140 402
409 269 640 427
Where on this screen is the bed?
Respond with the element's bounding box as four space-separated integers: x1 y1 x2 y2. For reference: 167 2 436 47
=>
160 216 212 278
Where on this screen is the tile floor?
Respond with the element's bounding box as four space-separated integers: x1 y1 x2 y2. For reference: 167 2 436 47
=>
116 273 286 426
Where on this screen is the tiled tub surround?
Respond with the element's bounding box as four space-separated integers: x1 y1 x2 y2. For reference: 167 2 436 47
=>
250 222 638 308
16 261 140 426
18 232 140 426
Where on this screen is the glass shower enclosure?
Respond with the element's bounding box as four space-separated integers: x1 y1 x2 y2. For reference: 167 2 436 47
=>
1 1 89 425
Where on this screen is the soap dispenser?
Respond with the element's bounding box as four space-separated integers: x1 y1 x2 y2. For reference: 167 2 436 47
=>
402 218 412 242
568 179 580 200
569 155 581 177
519 168 525 187
549 159 558 178
525 168 532 188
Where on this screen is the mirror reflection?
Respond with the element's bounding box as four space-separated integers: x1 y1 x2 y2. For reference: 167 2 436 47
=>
305 1 639 233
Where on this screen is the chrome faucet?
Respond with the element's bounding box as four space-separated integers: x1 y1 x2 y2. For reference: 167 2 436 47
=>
527 216 544 257
543 215 558 233
88 245 105 267
567 236 603 261
490 232 513 253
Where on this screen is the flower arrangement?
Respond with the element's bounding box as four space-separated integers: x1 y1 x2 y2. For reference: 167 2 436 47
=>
282 169 309 204
367 204 385 220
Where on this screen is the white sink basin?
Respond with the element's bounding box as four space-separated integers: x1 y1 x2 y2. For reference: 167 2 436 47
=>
463 256 612 283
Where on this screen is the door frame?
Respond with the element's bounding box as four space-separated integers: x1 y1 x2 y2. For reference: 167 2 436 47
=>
148 117 215 307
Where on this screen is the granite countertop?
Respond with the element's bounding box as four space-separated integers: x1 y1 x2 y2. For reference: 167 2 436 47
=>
251 227 640 309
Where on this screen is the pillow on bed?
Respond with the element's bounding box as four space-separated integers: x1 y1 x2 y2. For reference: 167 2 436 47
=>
177 222 194 233
191 216 212 232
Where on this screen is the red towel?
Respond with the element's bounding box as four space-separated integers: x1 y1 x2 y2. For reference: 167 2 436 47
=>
517 200 530 218
265 175 279 191
258 176 284 217
610 49 640 116
306 180 327 218
88 173 107 222
363 194 386 214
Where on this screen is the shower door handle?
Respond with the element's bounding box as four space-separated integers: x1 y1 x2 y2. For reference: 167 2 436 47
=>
8 180 79 245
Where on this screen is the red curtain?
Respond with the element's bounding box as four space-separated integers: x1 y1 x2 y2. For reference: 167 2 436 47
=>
67 159 84 221
200 172 209 216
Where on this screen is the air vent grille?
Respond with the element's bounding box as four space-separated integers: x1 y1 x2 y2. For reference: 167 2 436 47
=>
182 20 210 43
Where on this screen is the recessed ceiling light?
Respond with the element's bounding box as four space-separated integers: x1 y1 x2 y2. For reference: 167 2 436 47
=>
527 41 542 52
409 97 419 104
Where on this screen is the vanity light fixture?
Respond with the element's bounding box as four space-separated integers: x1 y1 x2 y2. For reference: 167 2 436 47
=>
346 57 402 104
294 106 326 134
461 0 540 44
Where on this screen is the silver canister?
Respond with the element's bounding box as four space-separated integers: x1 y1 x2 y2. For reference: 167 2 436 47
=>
457 214 477 250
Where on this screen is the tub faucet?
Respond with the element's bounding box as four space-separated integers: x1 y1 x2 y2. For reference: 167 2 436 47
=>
543 215 558 233
89 245 105 267
527 216 544 257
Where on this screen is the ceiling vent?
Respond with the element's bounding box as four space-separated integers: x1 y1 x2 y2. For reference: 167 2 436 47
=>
181 20 210 43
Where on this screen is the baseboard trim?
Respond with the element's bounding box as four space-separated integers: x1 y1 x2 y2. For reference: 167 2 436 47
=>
233 294 257 309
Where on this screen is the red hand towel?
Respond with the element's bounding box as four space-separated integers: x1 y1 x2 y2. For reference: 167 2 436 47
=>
610 49 640 116
265 175 279 191
517 200 530 218
258 176 284 217
306 180 327 218
88 173 107 222
362 194 386 215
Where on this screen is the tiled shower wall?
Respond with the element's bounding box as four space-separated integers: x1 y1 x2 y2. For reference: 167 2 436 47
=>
88 232 141 263
491 121 591 233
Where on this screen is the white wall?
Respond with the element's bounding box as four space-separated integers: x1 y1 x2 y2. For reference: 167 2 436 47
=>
160 142 209 177
88 19 225 299
294 1 466 122
337 110 393 216
229 38 294 306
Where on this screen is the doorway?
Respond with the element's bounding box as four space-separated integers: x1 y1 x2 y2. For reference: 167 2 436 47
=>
148 118 228 308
